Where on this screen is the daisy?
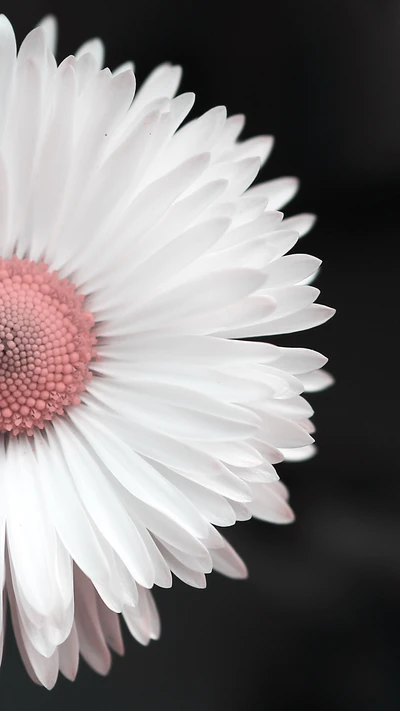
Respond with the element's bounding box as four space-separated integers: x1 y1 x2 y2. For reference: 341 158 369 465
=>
0 14 334 688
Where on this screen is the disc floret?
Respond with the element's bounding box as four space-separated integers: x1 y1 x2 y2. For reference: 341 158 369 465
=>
0 256 97 436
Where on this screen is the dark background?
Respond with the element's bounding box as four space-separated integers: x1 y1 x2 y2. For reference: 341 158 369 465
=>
0 0 398 709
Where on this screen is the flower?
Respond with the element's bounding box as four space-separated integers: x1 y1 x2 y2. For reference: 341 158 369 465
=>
0 13 334 688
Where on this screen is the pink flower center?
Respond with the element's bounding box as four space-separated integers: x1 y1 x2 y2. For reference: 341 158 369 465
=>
0 256 97 437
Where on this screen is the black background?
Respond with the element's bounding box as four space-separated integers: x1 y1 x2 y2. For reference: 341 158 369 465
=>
0 0 398 709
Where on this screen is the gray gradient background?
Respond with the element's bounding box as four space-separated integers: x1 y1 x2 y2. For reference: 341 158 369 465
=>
0 0 398 709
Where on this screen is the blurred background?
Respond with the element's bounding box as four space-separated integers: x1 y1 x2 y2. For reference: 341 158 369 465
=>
0 0 398 708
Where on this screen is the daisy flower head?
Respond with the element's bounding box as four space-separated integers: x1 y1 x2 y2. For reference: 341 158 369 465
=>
0 13 334 688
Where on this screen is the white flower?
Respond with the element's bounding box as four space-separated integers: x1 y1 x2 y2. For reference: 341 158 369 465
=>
0 14 334 688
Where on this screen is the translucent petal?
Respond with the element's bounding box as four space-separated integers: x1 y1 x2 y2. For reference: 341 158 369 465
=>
74 567 111 675
210 538 248 579
96 595 124 655
248 482 295 524
38 15 58 56
246 176 299 209
75 38 105 70
58 623 79 681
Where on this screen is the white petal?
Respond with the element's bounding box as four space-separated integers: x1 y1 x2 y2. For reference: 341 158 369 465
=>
119 485 212 557
4 437 58 619
77 401 252 503
6 563 60 689
17 27 46 67
246 176 299 209
228 500 251 521
159 106 226 173
262 285 320 321
6 575 40 686
93 360 277 405
265 395 314 420
87 379 259 442
68 406 214 538
96 595 124 655
0 153 10 254
274 347 328 374
48 69 136 267
299 369 335 392
75 38 105 70
155 541 207 588
34 428 111 589
122 177 228 268
38 15 58 56
54 418 156 589
255 410 314 448
64 106 166 277
74 567 111 675
248 482 295 524
3 58 43 255
74 51 98 91
261 304 335 335
0 14 16 138
220 157 262 202
158 539 211 573
221 364 303 400
236 464 279 484
214 210 284 251
222 135 274 165
264 254 321 287
105 268 265 337
277 212 316 238
214 114 245 157
280 445 317 461
210 296 277 338
248 438 284 465
59 623 79 681
162 468 237 527
210 538 248 578
83 151 212 289
29 62 77 262
173 439 263 469
131 64 182 116
99 333 278 366
96 216 232 316
114 60 135 75
122 587 160 645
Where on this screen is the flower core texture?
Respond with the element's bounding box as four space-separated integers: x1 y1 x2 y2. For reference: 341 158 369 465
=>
0 256 96 436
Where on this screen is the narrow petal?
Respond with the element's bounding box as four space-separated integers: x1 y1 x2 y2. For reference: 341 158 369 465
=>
75 38 105 70
38 15 58 56
96 595 125 655
59 623 79 681
248 482 295 524
74 567 111 675
211 538 248 579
